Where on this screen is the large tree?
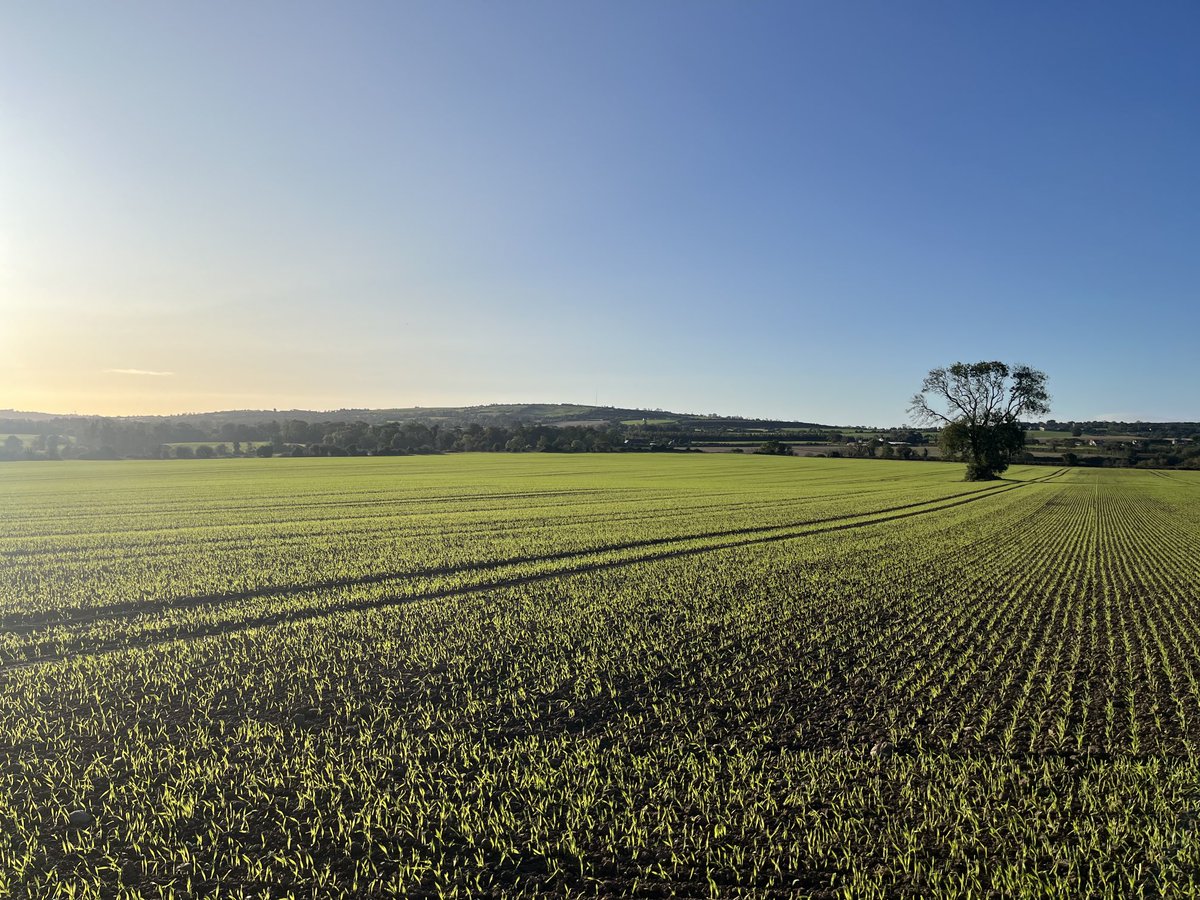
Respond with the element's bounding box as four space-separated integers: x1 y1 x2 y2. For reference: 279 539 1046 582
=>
909 361 1050 481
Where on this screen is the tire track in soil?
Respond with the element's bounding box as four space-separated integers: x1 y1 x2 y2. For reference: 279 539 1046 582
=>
0 474 1057 673
0 476 1054 636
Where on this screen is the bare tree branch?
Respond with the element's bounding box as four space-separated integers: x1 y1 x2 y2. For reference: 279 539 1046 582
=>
912 360 1050 480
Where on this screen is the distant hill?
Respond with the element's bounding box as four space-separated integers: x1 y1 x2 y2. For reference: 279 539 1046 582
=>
4 404 1198 468
1 403 831 431
0 403 848 462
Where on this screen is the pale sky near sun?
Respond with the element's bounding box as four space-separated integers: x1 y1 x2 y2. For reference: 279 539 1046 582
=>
2 2 1198 423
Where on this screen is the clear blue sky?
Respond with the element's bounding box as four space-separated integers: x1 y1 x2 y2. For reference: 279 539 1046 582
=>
2 2 1197 423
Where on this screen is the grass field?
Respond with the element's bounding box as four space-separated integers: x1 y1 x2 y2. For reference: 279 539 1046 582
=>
2 455 1199 897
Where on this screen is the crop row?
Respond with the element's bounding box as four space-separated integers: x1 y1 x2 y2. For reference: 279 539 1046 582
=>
0 458 1197 896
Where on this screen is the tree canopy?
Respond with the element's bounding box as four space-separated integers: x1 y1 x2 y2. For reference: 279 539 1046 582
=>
909 361 1050 480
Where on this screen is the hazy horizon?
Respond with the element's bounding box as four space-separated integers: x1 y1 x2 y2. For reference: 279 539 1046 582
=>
1 398 1187 429
4 3 1198 423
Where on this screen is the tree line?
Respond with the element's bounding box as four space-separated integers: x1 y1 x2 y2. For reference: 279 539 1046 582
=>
4 400 1199 469
0 418 634 460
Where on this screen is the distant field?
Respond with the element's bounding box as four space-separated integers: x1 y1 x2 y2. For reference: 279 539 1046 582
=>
1 456 1198 896
0 434 36 446
1 434 76 452
165 440 272 450
1033 430 1143 442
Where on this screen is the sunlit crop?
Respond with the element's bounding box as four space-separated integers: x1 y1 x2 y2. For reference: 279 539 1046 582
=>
1 456 1198 897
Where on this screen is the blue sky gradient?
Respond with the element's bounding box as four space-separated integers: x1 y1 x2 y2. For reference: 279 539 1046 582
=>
2 2 1197 422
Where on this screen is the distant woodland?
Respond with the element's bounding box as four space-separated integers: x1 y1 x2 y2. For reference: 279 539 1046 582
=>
2 406 1198 469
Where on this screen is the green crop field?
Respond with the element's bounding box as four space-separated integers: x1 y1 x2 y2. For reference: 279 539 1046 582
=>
2 456 1199 897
